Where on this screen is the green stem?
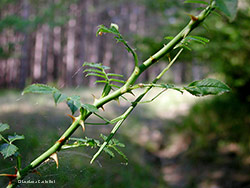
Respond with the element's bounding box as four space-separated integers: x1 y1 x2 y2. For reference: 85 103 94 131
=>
90 48 184 163
6 2 215 187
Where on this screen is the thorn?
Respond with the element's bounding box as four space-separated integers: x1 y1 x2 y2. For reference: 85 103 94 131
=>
91 94 98 102
186 13 198 21
128 91 135 96
100 106 105 111
67 114 76 122
150 56 157 63
50 153 59 169
32 169 41 176
79 120 85 132
167 53 171 63
115 98 120 106
57 136 66 144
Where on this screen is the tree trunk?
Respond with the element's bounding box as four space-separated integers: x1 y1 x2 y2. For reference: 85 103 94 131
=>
75 0 86 86
41 24 50 84
19 0 30 89
66 4 77 86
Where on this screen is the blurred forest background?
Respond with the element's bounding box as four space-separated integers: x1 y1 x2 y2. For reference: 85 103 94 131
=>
0 0 249 187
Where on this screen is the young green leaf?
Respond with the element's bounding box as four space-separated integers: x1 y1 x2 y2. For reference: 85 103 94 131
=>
215 0 238 21
53 91 68 105
112 138 125 147
95 80 109 84
109 84 121 89
83 69 105 75
101 83 112 97
106 73 124 78
96 23 138 66
164 36 174 40
110 23 119 31
67 96 82 115
0 143 18 159
82 104 98 113
85 73 106 79
186 36 210 45
0 123 9 132
111 146 128 161
22 84 58 95
109 78 126 84
8 134 25 144
83 62 110 70
103 147 115 158
184 78 230 96
100 134 108 141
97 24 120 36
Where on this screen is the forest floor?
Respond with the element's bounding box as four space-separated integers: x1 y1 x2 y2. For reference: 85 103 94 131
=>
0 88 249 188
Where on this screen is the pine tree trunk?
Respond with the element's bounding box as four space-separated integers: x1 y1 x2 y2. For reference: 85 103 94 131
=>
19 0 29 89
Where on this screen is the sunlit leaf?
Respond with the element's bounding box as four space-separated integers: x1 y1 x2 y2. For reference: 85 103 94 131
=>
184 78 230 96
